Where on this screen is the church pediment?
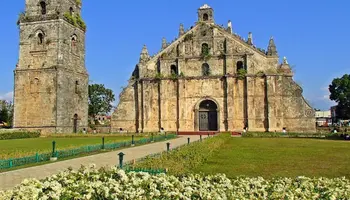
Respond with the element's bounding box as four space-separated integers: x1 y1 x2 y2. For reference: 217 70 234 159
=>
145 22 270 64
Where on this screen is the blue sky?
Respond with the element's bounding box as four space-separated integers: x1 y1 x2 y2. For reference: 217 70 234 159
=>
1 0 349 110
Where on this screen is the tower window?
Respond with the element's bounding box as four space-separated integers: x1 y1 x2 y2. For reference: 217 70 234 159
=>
201 43 209 55
69 7 74 15
202 63 210 76
71 35 77 53
203 13 209 21
75 81 79 94
170 65 178 75
71 36 77 47
38 33 44 44
236 61 244 71
31 78 40 93
40 1 47 15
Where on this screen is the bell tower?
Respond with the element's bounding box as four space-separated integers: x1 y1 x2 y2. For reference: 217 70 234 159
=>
14 0 89 134
197 4 214 23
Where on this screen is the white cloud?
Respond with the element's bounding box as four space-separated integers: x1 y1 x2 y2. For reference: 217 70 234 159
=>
0 91 13 102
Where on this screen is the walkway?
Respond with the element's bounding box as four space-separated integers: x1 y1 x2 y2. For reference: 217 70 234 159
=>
0 135 207 190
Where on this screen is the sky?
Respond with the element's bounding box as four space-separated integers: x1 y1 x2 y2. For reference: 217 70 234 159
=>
1 0 349 110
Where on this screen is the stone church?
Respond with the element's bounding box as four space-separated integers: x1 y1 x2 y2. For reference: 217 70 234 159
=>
13 0 89 133
112 4 315 133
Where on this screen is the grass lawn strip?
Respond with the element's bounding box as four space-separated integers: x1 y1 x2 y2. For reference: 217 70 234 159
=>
0 136 147 159
134 133 350 178
0 134 177 173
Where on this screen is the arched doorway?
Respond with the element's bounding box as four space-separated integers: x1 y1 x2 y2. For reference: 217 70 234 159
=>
73 114 78 133
198 100 218 131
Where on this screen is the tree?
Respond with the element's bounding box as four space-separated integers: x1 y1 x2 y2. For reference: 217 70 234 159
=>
329 74 350 119
88 84 115 123
0 100 13 126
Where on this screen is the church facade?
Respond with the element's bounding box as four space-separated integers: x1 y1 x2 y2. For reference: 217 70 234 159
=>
13 0 89 133
112 4 316 133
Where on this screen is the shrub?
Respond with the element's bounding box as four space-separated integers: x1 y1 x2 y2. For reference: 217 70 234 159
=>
0 131 40 140
242 132 327 138
133 135 225 175
63 12 86 31
237 68 247 80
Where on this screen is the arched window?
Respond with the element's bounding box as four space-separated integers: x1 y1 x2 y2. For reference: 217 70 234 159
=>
69 7 74 15
73 114 78 133
40 1 46 15
202 63 210 76
38 33 44 44
71 35 77 53
201 43 209 55
203 13 209 21
31 78 40 93
236 61 244 71
170 65 178 75
71 36 76 47
75 81 79 94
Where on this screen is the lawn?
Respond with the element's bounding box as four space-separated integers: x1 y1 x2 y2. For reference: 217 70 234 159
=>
134 133 350 178
0 135 146 159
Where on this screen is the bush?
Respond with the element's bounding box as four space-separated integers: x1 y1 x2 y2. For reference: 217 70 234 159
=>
133 134 224 175
0 131 40 140
242 132 326 138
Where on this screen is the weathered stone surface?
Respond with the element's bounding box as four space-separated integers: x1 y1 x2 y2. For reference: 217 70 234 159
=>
111 5 315 133
13 0 88 134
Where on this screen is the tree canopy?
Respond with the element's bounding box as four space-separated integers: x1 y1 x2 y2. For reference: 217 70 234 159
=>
0 100 13 126
329 74 350 119
88 84 115 119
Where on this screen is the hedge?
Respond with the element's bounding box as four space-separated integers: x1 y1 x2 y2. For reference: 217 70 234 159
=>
242 132 328 138
0 131 40 140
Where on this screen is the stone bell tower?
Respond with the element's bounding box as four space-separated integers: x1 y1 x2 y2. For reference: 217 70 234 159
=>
13 0 89 134
197 4 214 23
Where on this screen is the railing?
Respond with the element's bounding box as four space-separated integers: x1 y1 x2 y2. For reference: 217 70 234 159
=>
0 134 177 170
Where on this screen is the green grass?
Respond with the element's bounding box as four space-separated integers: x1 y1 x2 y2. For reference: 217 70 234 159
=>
0 136 146 159
135 134 350 178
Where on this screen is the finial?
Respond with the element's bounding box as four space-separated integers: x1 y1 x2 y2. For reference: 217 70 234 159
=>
162 37 167 50
283 56 289 65
247 32 253 45
227 20 232 33
267 36 278 57
139 45 150 63
179 23 185 37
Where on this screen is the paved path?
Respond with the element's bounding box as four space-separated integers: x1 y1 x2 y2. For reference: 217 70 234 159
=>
0 135 207 190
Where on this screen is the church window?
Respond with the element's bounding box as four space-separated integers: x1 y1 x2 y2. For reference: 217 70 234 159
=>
40 1 47 15
201 43 209 55
170 65 178 75
75 81 79 94
203 13 209 21
202 63 210 76
38 33 44 44
236 61 244 71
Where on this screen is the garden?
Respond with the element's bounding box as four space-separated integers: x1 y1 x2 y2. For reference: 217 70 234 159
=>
0 165 349 199
1 133 350 199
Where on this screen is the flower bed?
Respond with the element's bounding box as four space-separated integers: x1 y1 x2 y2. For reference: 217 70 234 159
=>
1 165 349 199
